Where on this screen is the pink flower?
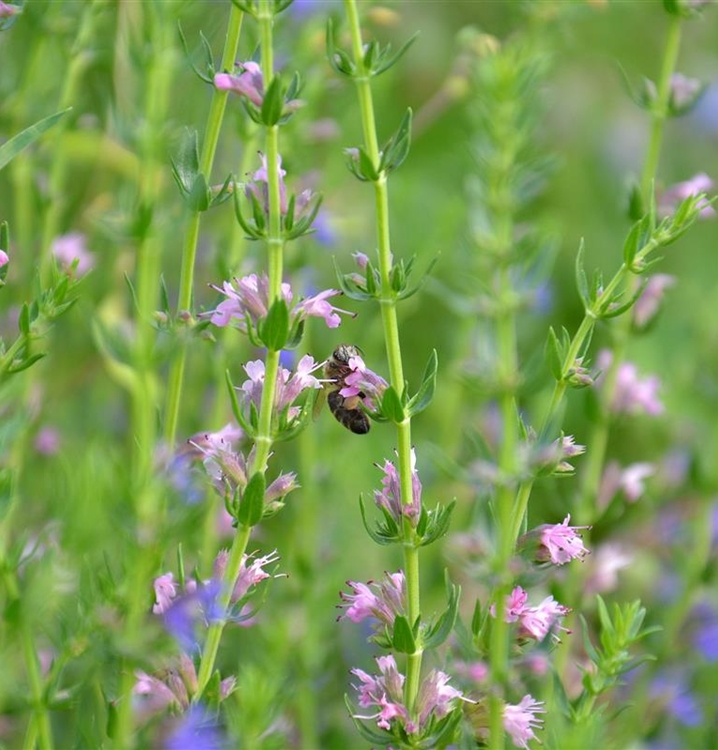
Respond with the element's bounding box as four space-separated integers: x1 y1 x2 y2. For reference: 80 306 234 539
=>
503 695 546 749
205 272 352 332
351 656 467 736
0 1 20 18
152 573 178 614
491 587 570 643
633 274 676 328
517 596 570 643
337 351 388 411
34 426 61 456
373 449 421 527
598 460 655 509
339 570 406 627
597 350 664 416
658 173 715 219
0 249 8 267
585 543 632 595
536 514 591 565
214 62 264 106
240 355 323 419
51 232 95 276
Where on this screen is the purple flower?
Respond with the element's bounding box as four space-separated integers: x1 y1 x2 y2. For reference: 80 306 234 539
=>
239 355 323 420
633 274 676 328
205 272 352 332
34 426 61 456
691 602 718 662
658 173 715 219
531 514 591 565
153 573 178 615
214 61 264 106
597 350 664 416
373 449 421 527
503 695 546 749
337 350 388 411
165 704 226 750
351 655 467 736
161 579 223 652
650 671 703 728
51 232 95 276
339 570 406 628
598 460 655 509
490 586 570 643
0 1 20 18
214 548 280 603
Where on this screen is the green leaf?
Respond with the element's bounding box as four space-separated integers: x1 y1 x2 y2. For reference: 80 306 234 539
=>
392 615 417 654
380 386 405 423
225 370 254 436
238 472 265 527
358 495 400 545
259 298 289 351
423 573 460 649
170 128 201 195
0 108 71 172
326 19 355 77
261 75 284 126
18 303 30 336
373 32 419 77
407 349 438 417
545 326 564 381
380 108 413 174
574 239 589 309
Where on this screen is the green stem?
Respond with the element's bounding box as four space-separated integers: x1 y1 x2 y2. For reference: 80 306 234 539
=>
576 15 683 525
20 598 53 750
163 5 244 447
196 522 252 696
195 0 284 697
39 0 103 286
344 0 421 717
112 4 175 746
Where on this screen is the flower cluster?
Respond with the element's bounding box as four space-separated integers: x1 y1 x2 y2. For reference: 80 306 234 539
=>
519 514 591 566
152 549 280 650
187 424 298 513
339 570 406 629
491 586 571 644
206 272 352 331
351 655 467 737
214 60 302 115
597 350 664 416
374 449 421 526
503 695 546 750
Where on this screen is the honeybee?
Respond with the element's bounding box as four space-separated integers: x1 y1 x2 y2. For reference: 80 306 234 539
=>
324 344 370 434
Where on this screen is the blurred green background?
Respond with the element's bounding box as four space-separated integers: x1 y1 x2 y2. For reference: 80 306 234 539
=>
1 1 718 747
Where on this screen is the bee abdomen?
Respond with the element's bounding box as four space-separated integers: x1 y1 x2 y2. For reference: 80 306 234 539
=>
327 390 370 435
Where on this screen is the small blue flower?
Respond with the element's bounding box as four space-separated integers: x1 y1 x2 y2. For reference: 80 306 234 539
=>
165 704 226 750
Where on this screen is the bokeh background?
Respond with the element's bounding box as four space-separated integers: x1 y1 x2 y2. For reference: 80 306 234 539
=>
1 1 718 747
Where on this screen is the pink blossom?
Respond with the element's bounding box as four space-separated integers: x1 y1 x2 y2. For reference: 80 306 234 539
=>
597 350 664 416
633 274 676 328
34 426 61 456
0 249 8 267
518 596 570 643
152 573 178 614
373 449 421 527
351 655 466 736
537 514 591 565
585 543 633 595
337 351 388 411
51 232 95 276
339 570 406 627
295 289 353 328
598 460 654 509
0 1 20 18
214 62 264 106
658 172 715 219
503 695 546 749
205 272 352 332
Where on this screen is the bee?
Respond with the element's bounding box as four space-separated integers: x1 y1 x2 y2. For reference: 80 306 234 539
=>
324 344 370 435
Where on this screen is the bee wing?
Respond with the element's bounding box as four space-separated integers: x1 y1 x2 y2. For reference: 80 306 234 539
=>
313 382 329 421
